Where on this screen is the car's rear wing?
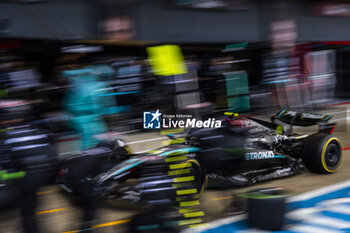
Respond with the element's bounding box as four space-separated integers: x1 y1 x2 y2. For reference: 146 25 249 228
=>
271 109 335 134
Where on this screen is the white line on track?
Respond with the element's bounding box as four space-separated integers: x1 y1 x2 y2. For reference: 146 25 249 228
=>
181 215 246 233
302 216 350 229
287 225 342 233
288 179 350 202
126 136 167 145
326 204 350 215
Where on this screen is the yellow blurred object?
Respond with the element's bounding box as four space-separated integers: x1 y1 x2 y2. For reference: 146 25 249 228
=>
170 138 186 145
275 125 284 135
162 139 171 146
147 45 187 76
224 112 239 116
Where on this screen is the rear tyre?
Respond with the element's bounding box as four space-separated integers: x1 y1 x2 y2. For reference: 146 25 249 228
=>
303 133 342 174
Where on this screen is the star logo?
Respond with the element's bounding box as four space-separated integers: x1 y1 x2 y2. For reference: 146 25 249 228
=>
151 109 161 122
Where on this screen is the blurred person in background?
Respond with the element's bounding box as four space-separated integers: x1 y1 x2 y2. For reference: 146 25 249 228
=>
262 19 309 109
0 100 58 233
62 64 116 150
61 64 117 232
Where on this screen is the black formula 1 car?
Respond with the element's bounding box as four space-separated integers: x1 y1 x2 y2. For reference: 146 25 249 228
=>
57 109 342 202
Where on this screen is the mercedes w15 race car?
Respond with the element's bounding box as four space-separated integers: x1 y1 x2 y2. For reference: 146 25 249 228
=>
57 109 342 202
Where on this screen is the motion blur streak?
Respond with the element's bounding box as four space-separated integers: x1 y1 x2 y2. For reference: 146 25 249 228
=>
92 219 131 228
62 219 131 233
36 208 66 215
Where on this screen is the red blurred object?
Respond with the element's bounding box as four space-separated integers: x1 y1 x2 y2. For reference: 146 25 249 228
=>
0 40 21 50
330 124 336 134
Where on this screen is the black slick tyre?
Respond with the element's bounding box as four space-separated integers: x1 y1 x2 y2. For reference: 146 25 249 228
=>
303 133 342 174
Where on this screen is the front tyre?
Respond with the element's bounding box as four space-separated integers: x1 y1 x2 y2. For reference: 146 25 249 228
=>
303 133 342 174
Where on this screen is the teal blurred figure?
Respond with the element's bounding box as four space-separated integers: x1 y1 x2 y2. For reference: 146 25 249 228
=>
62 65 116 150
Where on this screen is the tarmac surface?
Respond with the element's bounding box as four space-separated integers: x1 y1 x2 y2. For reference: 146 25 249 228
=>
1 105 350 233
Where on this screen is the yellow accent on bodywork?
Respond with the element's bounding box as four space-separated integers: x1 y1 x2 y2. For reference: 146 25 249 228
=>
275 125 284 135
147 149 163 154
169 138 186 145
165 155 188 163
169 162 192 170
179 200 200 207
124 146 132 154
177 188 198 195
184 211 204 218
224 112 239 116
173 176 195 183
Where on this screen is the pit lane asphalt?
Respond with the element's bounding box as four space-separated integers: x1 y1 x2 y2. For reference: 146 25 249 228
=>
1 105 350 233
